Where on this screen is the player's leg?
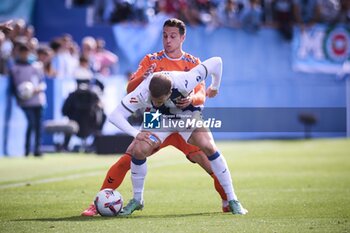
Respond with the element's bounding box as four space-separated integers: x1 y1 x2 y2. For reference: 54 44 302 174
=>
188 150 230 212
81 153 132 216
82 132 160 217
100 154 131 190
82 132 166 216
187 128 248 215
120 132 162 216
166 133 229 211
97 132 163 191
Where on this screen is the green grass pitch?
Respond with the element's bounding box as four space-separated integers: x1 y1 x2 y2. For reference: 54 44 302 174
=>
0 139 349 233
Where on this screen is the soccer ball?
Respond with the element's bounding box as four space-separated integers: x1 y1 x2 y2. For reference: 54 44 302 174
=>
17 81 34 100
94 189 123 216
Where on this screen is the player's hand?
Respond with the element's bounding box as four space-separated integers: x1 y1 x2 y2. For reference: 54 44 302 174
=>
136 131 150 141
136 131 160 147
206 86 218 98
176 96 193 109
142 63 157 80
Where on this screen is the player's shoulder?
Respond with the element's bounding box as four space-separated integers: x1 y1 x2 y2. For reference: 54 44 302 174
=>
147 51 166 61
182 52 200 65
127 77 150 101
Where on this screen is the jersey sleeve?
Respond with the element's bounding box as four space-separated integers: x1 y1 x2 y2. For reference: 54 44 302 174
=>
172 64 208 95
127 56 152 93
202 57 222 90
121 79 149 113
191 56 205 105
108 103 140 138
173 57 222 96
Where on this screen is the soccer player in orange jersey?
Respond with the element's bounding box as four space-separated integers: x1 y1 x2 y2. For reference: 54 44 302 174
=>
82 18 228 216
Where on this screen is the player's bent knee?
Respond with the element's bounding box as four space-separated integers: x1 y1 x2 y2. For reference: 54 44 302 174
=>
126 140 137 155
131 140 153 159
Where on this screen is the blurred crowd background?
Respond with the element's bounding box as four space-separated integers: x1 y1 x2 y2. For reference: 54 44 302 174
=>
1 0 350 78
0 0 349 156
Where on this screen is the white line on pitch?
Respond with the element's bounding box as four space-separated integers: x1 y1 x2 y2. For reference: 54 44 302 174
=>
0 171 103 190
0 160 186 190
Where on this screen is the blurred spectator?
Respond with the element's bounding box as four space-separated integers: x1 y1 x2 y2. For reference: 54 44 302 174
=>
241 0 263 32
94 38 118 76
24 25 35 40
0 27 14 75
81 36 98 72
50 36 78 78
216 0 244 28
132 0 149 23
294 0 321 30
261 0 274 24
37 46 56 78
27 37 39 63
10 43 46 156
62 34 79 59
0 20 13 33
74 56 94 81
194 0 218 25
156 0 183 17
336 0 350 24
178 1 202 25
318 0 340 24
110 1 134 23
93 0 115 23
272 0 295 40
10 19 26 41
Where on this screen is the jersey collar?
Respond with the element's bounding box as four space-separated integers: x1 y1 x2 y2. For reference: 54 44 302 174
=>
163 50 184 61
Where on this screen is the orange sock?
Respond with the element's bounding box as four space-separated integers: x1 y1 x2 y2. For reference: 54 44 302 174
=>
211 173 227 201
100 154 131 190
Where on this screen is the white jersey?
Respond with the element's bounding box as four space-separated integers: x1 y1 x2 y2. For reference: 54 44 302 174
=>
109 57 222 139
121 63 208 116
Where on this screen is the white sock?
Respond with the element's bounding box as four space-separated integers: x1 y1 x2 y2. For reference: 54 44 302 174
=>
131 158 147 202
208 151 238 201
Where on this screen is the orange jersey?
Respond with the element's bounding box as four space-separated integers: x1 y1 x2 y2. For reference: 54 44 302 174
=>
127 50 205 106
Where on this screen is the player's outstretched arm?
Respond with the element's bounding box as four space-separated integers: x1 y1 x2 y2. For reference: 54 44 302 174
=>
181 57 222 96
109 104 140 138
201 57 222 91
108 103 159 147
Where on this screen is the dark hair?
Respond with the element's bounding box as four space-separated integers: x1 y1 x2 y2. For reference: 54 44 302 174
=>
50 39 62 52
163 18 186 35
149 74 172 98
18 43 30 52
79 56 89 63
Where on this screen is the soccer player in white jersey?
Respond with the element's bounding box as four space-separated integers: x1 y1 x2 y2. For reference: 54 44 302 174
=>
109 57 248 216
